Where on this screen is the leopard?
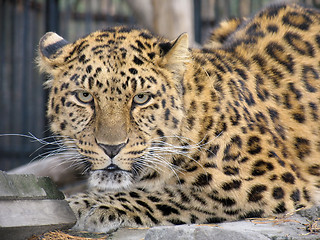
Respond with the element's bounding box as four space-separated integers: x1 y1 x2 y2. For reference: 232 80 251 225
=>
204 17 245 49
37 3 320 233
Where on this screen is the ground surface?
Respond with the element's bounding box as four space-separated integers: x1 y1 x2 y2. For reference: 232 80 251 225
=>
32 206 320 240
2 171 320 240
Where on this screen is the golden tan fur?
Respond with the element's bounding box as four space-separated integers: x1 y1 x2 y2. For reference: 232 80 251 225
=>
38 3 320 233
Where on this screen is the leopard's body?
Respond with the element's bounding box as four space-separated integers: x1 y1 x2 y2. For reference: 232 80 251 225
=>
38 3 320 233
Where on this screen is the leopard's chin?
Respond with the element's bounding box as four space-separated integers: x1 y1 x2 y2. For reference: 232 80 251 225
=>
88 169 133 192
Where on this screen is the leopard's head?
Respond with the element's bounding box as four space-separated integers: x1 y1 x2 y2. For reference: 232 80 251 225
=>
38 27 190 191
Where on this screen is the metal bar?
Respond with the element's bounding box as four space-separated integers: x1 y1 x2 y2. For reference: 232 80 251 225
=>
45 0 60 33
44 0 59 140
193 0 202 44
0 0 11 170
13 0 24 160
33 0 46 156
22 0 30 149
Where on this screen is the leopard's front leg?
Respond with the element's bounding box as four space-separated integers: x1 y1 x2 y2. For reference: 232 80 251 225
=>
67 187 210 233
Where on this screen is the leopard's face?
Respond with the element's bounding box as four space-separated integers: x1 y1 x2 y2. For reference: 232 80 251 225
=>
39 27 189 191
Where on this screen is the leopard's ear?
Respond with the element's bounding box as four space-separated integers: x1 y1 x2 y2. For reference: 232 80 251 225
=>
157 33 190 76
37 32 69 75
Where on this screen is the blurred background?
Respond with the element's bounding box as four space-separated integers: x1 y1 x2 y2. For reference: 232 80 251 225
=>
1 0 320 171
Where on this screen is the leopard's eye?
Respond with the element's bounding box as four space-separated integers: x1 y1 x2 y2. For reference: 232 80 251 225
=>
76 91 93 103
133 93 151 105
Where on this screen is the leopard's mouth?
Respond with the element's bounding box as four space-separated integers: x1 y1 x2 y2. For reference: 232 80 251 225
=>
88 166 134 192
84 152 151 191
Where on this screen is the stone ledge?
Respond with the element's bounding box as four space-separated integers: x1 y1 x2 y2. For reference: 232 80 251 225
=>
0 199 76 227
0 171 64 200
0 171 76 240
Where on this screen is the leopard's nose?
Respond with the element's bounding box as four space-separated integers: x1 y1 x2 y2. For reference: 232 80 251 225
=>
98 142 127 159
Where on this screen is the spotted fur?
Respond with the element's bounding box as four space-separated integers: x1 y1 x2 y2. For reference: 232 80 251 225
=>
204 17 245 48
38 3 320 233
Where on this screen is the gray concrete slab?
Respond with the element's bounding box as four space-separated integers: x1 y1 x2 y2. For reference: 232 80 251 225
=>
110 228 149 240
0 171 64 200
111 208 320 240
141 218 318 240
0 199 76 227
0 171 47 200
0 200 76 239
0 171 76 240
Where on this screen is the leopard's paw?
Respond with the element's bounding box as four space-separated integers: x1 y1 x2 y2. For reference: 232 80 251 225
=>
76 205 123 233
68 197 123 233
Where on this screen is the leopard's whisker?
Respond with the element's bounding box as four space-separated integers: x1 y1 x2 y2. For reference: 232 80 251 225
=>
143 153 184 174
139 154 183 184
147 145 206 174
